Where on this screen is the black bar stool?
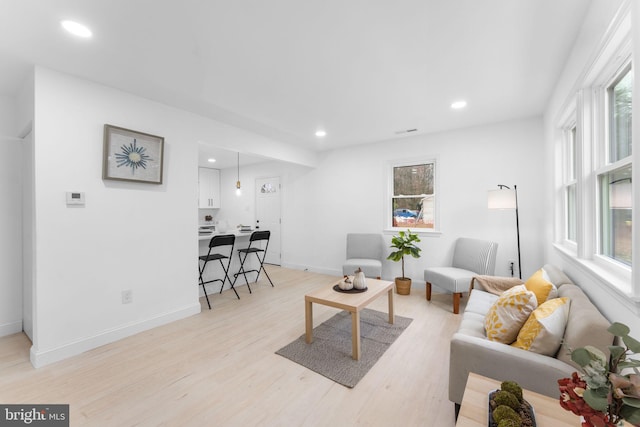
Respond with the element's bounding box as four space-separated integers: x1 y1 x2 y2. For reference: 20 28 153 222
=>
198 234 239 309
235 230 274 293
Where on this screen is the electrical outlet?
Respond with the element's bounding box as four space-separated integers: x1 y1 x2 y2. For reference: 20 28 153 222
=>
122 290 133 304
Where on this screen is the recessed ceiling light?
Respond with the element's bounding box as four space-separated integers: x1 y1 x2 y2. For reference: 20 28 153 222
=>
207 158 216 163
451 100 467 109
61 20 92 38
315 130 327 138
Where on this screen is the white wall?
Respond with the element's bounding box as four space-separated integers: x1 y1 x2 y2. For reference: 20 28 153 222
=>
27 67 316 367
215 117 547 291
19 71 35 341
22 130 34 340
0 137 23 336
543 0 640 329
30 68 199 366
280 117 546 288
0 96 16 137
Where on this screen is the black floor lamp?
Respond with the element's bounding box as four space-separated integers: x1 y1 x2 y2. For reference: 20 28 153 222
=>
488 184 521 279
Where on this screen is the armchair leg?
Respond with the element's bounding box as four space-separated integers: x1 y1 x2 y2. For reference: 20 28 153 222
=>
453 293 461 314
426 282 432 301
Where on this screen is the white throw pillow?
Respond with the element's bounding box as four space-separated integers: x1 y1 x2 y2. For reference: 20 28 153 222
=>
485 285 538 344
512 297 570 356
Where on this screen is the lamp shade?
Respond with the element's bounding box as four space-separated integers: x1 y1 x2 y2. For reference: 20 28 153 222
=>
488 188 516 210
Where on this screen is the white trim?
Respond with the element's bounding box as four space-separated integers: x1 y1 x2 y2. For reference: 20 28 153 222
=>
385 156 439 232
555 243 637 304
30 303 200 368
382 228 442 237
0 320 22 337
552 1 632 126
553 3 634 295
280 262 343 278
582 2 632 87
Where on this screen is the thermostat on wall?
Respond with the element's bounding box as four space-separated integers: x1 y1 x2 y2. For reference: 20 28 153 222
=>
66 191 85 206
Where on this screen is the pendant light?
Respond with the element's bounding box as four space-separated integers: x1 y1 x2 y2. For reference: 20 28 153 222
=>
235 152 242 196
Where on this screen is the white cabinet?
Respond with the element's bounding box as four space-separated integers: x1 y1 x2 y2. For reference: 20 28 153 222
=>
198 167 220 208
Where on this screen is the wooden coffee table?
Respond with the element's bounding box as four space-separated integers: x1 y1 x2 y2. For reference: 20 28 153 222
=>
305 278 394 361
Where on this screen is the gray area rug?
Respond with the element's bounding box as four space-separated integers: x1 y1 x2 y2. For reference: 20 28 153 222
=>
276 308 413 388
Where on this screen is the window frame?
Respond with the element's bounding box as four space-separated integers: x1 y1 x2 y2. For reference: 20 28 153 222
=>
593 60 633 278
553 8 633 296
385 157 440 234
563 122 578 247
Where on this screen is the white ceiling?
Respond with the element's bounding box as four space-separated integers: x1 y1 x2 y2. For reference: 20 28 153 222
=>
0 0 591 167
197 142 267 169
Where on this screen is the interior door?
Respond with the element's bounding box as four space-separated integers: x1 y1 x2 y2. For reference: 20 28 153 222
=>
255 177 281 265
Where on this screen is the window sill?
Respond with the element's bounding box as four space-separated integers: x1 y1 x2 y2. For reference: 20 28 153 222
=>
553 243 639 308
383 228 442 237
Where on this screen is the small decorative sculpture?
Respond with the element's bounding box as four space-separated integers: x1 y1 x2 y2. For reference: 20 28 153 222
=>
352 267 367 290
339 275 353 291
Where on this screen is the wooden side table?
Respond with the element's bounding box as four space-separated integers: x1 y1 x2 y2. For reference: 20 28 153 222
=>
456 372 578 427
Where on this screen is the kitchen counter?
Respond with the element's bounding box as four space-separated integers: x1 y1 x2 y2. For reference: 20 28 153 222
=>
198 229 257 241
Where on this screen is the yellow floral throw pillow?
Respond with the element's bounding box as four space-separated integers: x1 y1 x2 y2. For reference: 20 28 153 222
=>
512 297 570 356
485 285 538 344
524 268 558 305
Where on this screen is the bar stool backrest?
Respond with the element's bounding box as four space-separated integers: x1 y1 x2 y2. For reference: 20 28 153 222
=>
249 230 270 242
210 234 235 249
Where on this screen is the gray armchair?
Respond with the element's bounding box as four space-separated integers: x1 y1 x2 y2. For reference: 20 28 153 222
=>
424 237 498 314
342 233 383 279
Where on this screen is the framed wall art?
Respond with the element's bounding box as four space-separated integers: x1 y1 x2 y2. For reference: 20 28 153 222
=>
102 124 164 184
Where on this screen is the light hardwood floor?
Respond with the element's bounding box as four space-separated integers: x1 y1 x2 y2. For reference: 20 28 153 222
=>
0 267 463 426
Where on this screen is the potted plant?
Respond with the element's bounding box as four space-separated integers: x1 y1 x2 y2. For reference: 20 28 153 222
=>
387 229 421 295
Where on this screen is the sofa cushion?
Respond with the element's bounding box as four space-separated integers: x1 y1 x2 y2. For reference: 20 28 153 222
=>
512 297 570 356
542 264 574 287
424 267 476 294
525 269 558 304
485 285 538 344
556 284 613 367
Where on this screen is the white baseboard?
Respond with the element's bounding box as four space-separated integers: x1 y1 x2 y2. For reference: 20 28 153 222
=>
30 303 201 368
280 262 341 277
0 320 22 337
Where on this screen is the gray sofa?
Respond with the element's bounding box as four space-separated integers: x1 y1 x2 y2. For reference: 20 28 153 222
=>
449 264 613 405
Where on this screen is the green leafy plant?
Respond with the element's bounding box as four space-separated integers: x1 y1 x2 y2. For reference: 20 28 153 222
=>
386 229 421 279
558 322 640 426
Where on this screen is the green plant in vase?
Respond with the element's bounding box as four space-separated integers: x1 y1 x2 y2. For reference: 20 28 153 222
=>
387 229 421 295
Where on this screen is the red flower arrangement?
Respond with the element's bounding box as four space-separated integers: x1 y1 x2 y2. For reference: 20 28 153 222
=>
558 322 640 427
558 372 616 427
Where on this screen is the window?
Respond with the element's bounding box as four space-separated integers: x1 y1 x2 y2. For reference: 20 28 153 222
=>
599 165 632 265
389 160 435 230
554 10 633 294
609 66 633 162
597 65 633 266
565 125 577 243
